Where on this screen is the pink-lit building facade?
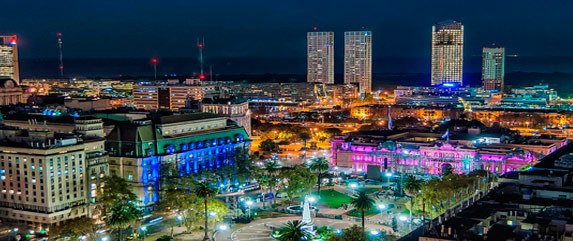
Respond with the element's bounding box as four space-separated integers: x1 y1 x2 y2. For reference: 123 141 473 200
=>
331 132 545 176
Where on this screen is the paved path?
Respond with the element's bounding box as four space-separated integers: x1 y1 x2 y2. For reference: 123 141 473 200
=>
215 217 395 241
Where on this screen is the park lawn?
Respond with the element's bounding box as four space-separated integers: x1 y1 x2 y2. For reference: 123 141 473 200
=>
346 207 380 217
312 189 353 209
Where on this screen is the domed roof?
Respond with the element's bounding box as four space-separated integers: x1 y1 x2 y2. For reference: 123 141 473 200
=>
0 79 18 89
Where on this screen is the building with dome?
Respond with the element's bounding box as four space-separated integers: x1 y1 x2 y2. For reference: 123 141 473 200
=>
0 78 22 105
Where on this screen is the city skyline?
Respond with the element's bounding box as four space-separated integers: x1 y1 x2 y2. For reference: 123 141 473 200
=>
2 0 573 60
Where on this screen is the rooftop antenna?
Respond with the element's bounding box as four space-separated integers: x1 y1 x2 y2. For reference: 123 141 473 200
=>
197 37 205 80
57 33 64 79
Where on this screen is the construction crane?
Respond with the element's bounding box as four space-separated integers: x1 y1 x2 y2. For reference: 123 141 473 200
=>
458 97 472 112
314 83 329 98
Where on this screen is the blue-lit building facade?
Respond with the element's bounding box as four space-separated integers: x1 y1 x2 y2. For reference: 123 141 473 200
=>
106 113 250 205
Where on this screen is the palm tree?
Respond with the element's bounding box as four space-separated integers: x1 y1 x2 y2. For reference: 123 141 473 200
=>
309 157 329 196
299 132 311 149
106 202 143 241
403 175 423 224
351 191 375 233
273 220 311 241
264 160 280 205
196 182 217 241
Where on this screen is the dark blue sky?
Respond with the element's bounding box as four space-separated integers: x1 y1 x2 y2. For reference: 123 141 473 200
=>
3 0 572 60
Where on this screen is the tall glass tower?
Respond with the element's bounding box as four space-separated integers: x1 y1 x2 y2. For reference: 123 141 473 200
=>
431 20 463 86
482 46 505 92
344 31 372 94
0 35 19 84
307 32 334 84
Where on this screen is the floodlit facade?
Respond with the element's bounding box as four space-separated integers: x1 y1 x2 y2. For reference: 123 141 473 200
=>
0 35 19 84
106 113 250 205
344 31 372 94
307 32 334 84
482 47 505 91
431 21 464 86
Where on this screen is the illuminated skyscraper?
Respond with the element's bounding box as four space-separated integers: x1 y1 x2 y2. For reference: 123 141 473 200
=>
482 46 505 92
431 21 463 86
344 31 372 94
307 32 334 84
0 35 19 84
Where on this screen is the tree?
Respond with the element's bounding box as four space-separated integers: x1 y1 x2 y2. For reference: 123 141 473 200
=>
329 225 371 241
351 191 375 233
100 175 137 216
263 160 281 207
394 116 420 129
196 182 217 241
183 199 228 232
272 220 311 241
156 235 172 241
156 184 197 237
308 157 329 196
259 139 278 152
298 132 311 148
49 217 99 241
106 202 143 241
280 165 316 203
403 175 423 224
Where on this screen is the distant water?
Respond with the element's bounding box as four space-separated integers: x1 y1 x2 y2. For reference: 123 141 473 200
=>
18 56 573 95
19 56 573 78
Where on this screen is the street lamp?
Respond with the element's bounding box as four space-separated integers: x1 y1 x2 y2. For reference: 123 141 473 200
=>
245 200 254 218
307 196 316 203
385 172 392 188
139 227 147 241
212 224 229 241
399 215 408 222
378 204 386 210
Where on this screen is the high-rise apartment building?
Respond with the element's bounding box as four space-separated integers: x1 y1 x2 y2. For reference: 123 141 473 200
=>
344 31 372 94
482 47 505 92
431 21 464 86
0 35 19 84
307 32 334 84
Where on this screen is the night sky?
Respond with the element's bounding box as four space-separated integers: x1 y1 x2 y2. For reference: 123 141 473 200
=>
3 0 572 60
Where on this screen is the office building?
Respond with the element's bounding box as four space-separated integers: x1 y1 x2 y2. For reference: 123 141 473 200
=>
482 47 505 91
307 32 334 84
431 20 464 86
0 35 19 84
106 113 250 205
344 31 372 94
200 97 251 135
0 127 90 228
132 81 215 110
